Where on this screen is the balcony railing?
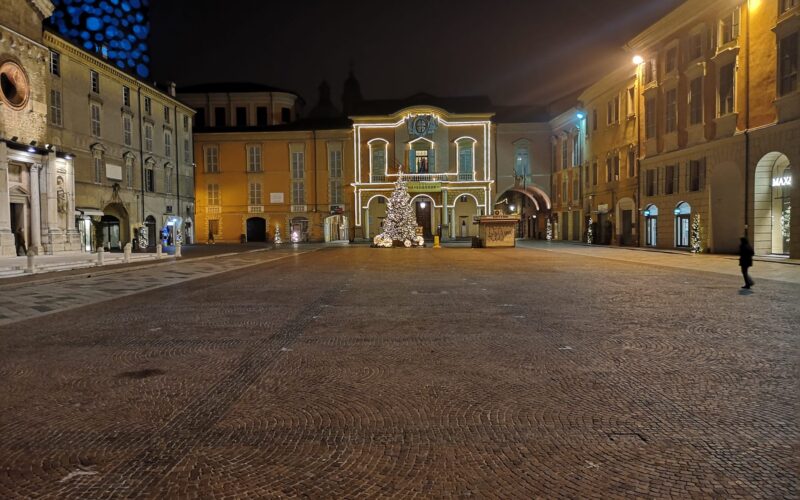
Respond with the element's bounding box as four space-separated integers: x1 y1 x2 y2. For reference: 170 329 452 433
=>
457 172 474 181
404 173 450 182
371 174 386 182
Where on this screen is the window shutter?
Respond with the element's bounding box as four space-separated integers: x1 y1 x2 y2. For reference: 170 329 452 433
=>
700 158 707 190
408 149 416 173
429 148 435 173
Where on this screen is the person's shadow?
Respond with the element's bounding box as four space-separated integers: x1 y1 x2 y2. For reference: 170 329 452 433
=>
738 289 754 296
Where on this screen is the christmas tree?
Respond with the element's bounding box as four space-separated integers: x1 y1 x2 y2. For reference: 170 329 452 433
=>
374 171 424 247
690 213 702 253
274 224 282 245
546 218 553 241
587 217 594 244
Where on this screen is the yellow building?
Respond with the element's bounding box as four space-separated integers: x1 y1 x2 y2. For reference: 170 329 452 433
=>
549 107 586 242
627 0 799 256
580 67 639 246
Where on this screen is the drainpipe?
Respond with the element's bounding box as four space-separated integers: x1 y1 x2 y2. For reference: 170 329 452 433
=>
744 1 751 239
313 129 318 214
137 88 146 224
174 105 181 225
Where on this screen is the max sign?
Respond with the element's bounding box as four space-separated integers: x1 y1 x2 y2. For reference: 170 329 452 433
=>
772 176 792 187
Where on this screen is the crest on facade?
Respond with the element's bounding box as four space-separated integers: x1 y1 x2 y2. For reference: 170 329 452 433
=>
407 115 438 138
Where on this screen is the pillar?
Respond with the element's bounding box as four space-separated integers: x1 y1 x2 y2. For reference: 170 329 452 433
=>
0 143 12 253
29 164 42 253
441 190 448 240
363 207 370 240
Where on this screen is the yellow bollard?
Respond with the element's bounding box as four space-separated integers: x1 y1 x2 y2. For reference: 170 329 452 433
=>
434 235 441 248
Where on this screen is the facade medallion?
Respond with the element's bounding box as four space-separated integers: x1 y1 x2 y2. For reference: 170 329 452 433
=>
0 60 31 110
407 114 438 138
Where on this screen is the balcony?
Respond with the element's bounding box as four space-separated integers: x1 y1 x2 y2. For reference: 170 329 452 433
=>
291 204 307 213
248 205 263 213
404 173 451 182
371 174 387 182
457 172 474 181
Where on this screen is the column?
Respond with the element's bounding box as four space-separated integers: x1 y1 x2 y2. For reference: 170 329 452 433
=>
29 164 42 252
450 208 456 239
441 190 448 240
67 156 76 232
45 152 59 232
363 207 370 240
0 143 11 233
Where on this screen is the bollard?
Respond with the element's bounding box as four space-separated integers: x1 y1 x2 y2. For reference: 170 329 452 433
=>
175 241 182 258
24 249 36 274
433 235 441 249
97 247 105 266
156 244 162 259
123 243 132 263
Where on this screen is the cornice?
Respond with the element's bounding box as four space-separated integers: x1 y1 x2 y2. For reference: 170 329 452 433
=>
625 0 740 52
28 0 54 18
579 66 636 104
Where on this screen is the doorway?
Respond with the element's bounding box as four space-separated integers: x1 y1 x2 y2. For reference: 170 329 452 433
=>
246 217 267 242
100 215 121 251
621 210 633 245
674 202 691 248
415 200 432 238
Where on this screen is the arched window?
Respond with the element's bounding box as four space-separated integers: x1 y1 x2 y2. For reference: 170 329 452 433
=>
644 204 659 247
674 202 691 248
368 139 388 182
456 137 476 181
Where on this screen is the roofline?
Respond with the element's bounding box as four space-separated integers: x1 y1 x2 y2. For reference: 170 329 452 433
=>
625 0 737 52
43 31 195 114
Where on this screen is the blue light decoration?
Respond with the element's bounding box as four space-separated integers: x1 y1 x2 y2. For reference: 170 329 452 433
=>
49 0 151 78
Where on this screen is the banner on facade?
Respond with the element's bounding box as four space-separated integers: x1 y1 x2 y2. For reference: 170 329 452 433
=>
407 181 442 193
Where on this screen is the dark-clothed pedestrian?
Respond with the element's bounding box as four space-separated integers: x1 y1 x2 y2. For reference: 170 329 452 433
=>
208 229 215 245
739 236 755 289
14 227 27 256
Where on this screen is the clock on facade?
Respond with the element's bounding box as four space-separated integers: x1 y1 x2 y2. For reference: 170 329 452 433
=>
0 61 30 110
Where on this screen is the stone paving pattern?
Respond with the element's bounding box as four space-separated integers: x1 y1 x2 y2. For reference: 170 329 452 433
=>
0 246 797 498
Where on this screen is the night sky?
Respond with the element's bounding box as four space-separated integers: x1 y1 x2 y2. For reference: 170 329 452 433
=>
149 0 686 110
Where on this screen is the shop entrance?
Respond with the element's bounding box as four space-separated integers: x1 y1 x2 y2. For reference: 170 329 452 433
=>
246 217 267 242
100 215 121 251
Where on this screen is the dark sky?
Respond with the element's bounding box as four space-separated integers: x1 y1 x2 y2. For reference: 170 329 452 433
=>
149 0 686 110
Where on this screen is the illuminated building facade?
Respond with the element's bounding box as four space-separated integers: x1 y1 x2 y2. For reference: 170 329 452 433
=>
48 0 151 78
548 107 586 242
627 0 799 256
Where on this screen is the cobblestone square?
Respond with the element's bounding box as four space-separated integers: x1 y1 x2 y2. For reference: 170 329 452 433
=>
0 245 797 498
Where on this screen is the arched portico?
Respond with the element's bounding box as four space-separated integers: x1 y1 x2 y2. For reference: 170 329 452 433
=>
753 151 792 255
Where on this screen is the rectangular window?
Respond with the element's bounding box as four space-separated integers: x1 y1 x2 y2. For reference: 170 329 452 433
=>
144 96 151 115
690 32 704 60
281 107 291 123
689 159 706 191
50 51 60 76
665 165 676 194
249 182 262 206
605 157 612 183
329 149 343 204
561 139 568 169
291 151 305 204
592 162 598 186
606 95 620 125
646 169 656 196
572 134 580 167
207 184 220 206
463 144 477 176
122 86 130 107
665 88 677 133
613 155 620 181
90 103 101 137
627 149 636 178
145 169 154 192
246 145 262 172
592 109 597 131
689 77 704 125
126 161 133 188
645 97 657 139
665 46 678 73
144 124 153 152
720 9 740 45
214 107 226 127
236 107 247 126
256 106 268 126
49 90 62 126
719 63 735 115
779 32 798 96
782 0 799 13
164 131 172 158
165 168 172 194
123 114 132 146
572 177 580 201
90 70 99 93
94 157 103 183
163 106 170 124
626 86 635 117
183 139 190 164
205 146 219 173
644 58 657 84
183 114 189 132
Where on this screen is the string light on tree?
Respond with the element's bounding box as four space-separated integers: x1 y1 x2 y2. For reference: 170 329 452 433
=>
373 169 425 248
587 217 593 244
546 218 553 241
274 224 282 245
690 213 702 253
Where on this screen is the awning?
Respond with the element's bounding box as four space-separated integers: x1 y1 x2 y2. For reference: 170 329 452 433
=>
75 208 104 217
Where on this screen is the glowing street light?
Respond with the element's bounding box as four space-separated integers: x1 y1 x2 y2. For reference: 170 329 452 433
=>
632 55 644 65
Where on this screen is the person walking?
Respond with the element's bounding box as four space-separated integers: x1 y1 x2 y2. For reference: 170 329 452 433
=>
208 229 215 245
739 236 755 289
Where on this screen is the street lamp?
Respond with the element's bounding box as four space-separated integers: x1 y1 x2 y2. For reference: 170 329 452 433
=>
632 55 644 65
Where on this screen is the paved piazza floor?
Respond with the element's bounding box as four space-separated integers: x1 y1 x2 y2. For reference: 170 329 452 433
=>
0 244 797 498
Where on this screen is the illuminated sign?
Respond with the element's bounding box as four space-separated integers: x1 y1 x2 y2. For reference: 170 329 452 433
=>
407 182 442 193
772 176 792 187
